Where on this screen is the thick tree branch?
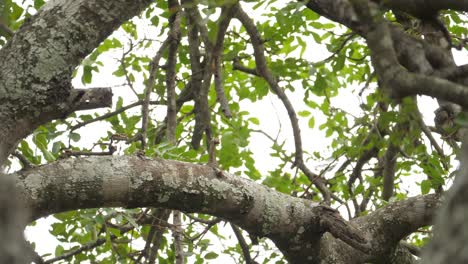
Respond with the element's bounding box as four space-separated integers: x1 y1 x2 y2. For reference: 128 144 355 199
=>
69 88 113 111
0 0 153 165
355 194 441 250
423 135 468 263
381 0 468 18
9 152 442 263
13 155 371 262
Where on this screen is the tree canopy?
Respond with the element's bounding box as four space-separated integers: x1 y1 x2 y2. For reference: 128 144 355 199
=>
0 0 467 263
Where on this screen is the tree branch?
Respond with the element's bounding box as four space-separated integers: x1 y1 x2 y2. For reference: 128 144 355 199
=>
0 0 153 165
166 0 182 145
234 3 332 204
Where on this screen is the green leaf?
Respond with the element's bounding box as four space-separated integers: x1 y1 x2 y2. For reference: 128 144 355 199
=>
204 252 219 259
248 117 260 125
420 180 431 195
308 117 315 128
82 65 93 84
298 110 311 117
34 0 45 9
55 245 64 257
70 132 81 142
455 112 468 127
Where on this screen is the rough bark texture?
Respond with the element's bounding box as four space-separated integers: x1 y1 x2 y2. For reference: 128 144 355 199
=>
423 135 468 263
0 174 31 263
0 0 152 164
12 156 439 263
0 0 467 263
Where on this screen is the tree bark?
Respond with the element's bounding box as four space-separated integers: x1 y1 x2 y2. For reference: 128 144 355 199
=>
13 155 440 263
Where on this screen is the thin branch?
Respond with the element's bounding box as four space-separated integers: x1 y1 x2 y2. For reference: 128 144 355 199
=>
71 100 163 131
400 241 422 257
0 21 14 38
232 57 260 76
189 218 222 242
185 214 220 225
183 0 213 149
119 39 139 97
12 151 33 169
415 106 448 170
44 234 112 263
212 5 236 118
142 209 172 264
230 223 256 264
141 30 172 149
234 3 332 204
382 143 398 201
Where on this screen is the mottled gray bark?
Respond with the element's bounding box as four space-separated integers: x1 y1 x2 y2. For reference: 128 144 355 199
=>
12 155 439 263
0 0 466 263
0 0 152 165
422 134 468 263
0 1 153 263
0 174 31 263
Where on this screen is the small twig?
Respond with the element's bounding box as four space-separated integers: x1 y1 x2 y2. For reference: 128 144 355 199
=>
415 105 448 170
232 58 260 76
141 28 172 149
60 147 116 158
0 21 14 38
71 100 164 132
141 209 172 264
314 33 356 64
44 235 112 263
119 39 139 97
186 214 220 225
400 241 422 257
208 137 220 166
189 218 222 242
12 151 33 169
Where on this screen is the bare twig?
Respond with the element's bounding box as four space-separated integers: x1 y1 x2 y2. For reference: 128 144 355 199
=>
12 151 33 169
44 234 112 263
71 100 163 132
141 30 172 149
189 218 222 242
119 39 139 97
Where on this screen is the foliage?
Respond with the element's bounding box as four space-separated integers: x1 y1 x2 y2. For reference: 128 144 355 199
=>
2 0 467 263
